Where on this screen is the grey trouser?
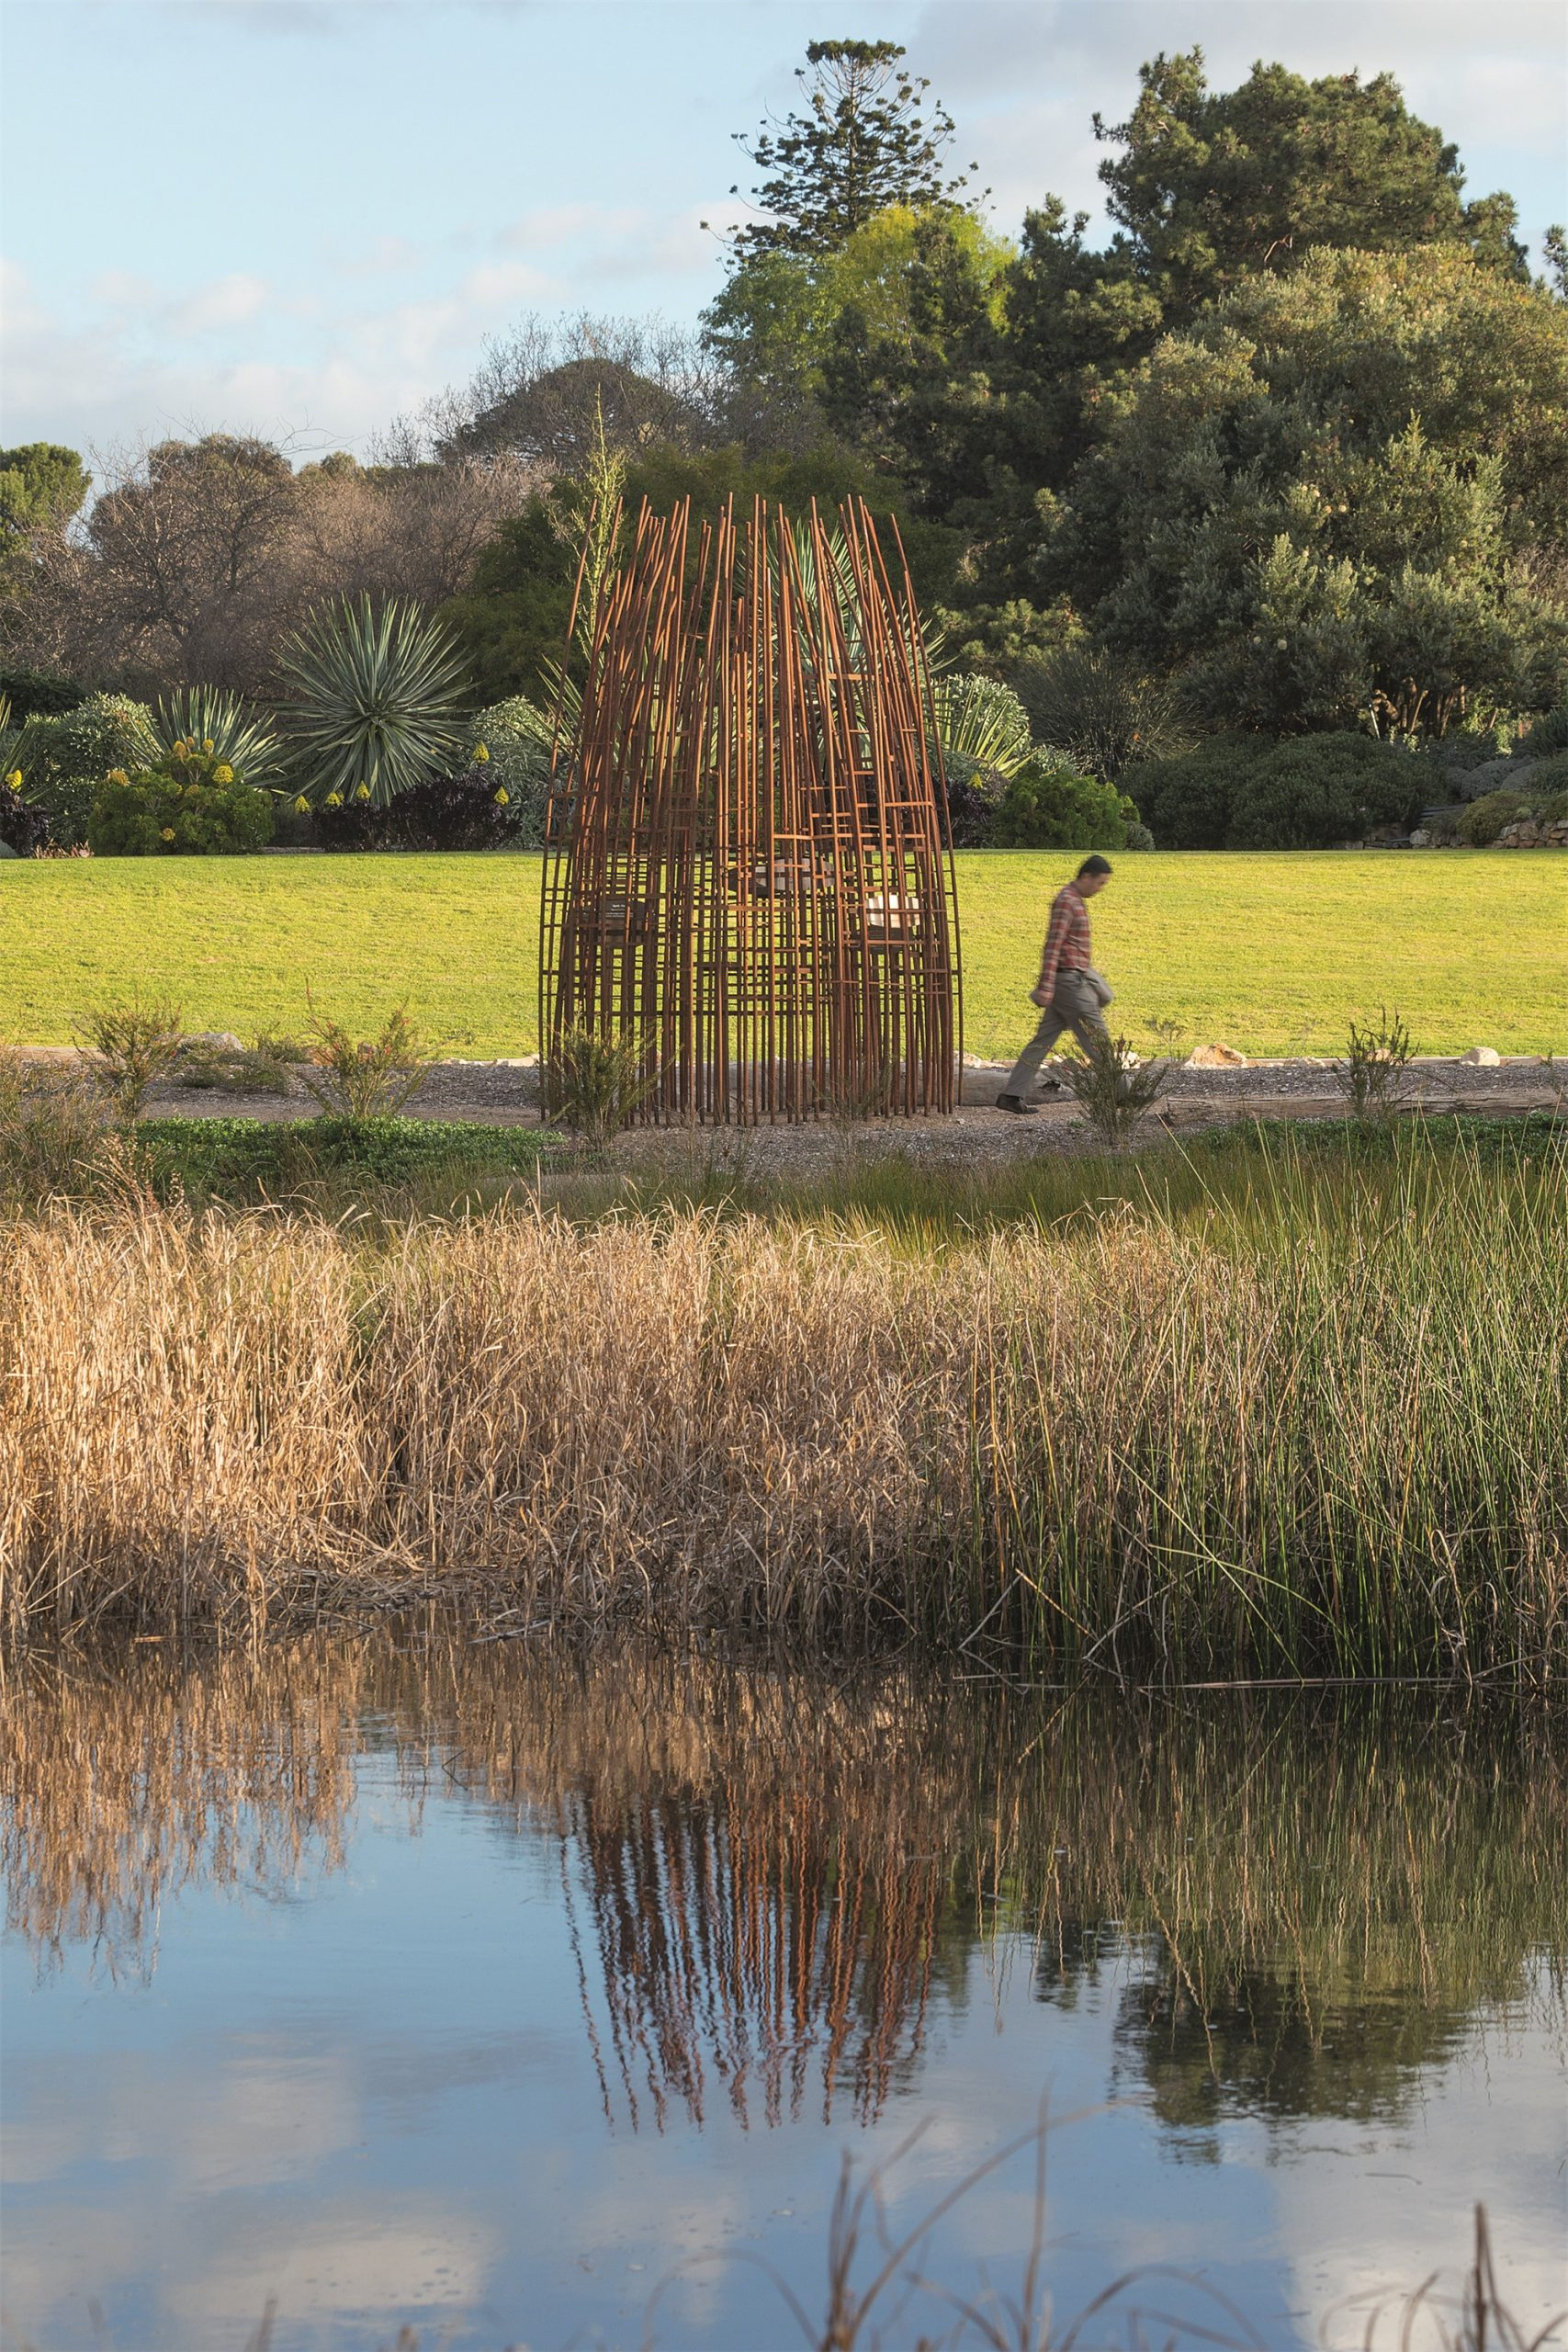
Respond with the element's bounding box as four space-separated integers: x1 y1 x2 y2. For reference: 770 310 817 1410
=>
1003 969 1111 1096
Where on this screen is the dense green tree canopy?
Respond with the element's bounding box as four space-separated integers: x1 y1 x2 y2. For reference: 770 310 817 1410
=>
0 444 89 555
1054 247 1568 733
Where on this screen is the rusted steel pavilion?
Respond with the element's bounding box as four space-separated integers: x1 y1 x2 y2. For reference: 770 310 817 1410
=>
539 495 961 1123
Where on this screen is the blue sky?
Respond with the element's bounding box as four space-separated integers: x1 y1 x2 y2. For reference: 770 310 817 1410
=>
2 0 1564 465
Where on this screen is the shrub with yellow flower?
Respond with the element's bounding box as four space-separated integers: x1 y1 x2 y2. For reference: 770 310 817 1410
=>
293 795 310 814
473 742 490 763
159 827 175 841
107 767 130 786
354 783 371 802
5 770 21 793
494 786 510 804
324 791 344 808
213 763 234 785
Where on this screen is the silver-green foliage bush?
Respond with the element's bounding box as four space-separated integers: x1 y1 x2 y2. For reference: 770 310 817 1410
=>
470 697 555 845
12 694 158 846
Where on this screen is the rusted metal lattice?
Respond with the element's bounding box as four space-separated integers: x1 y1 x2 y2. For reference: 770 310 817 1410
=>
540 496 961 1124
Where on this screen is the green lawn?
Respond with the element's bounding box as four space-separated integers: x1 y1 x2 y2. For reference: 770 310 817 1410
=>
3 850 1562 1058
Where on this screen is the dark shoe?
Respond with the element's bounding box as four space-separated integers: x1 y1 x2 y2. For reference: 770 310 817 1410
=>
995 1092 1039 1115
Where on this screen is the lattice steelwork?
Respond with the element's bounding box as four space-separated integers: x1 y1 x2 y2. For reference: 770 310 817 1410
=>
539 496 961 1123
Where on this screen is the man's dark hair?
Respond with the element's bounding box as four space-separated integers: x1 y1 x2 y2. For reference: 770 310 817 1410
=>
1077 854 1113 877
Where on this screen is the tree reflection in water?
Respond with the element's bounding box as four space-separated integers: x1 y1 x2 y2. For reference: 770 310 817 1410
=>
4 1631 1564 2141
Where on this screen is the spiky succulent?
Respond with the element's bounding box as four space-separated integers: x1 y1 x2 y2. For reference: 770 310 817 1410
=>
153 685 285 788
277 595 469 808
931 672 1033 780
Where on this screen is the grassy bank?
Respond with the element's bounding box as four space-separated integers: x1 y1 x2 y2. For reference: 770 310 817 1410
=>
3 1127 1562 1677
4 849 1563 1057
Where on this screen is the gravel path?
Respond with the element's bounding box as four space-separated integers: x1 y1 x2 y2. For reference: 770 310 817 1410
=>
112 1051 1564 1170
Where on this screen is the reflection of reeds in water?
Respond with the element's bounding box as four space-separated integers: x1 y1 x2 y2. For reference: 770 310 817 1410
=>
4 1636 1564 2132
2 1136 1564 1679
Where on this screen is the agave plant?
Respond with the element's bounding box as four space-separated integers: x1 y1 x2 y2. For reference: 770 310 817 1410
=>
930 672 1032 779
277 595 469 808
153 685 285 787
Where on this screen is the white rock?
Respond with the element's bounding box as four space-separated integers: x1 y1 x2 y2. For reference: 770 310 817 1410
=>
1460 1046 1501 1066
1186 1044 1248 1068
183 1031 245 1052
1408 829 1431 848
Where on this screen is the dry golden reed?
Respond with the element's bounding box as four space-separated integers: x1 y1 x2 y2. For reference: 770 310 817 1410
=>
1 1148 1563 1674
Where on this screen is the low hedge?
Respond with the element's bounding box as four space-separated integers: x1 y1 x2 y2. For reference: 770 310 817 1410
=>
138 1114 562 1202
1127 733 1419 850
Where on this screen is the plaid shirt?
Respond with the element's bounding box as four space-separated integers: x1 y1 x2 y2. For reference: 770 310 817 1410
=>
1037 881 1093 1000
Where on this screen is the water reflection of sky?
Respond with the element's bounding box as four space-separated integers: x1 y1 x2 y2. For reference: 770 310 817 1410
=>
4 1688 1567 2351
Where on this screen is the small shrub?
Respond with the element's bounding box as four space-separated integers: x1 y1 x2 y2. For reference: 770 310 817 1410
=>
1519 707 1568 757
1457 790 1531 847
254 1033 313 1065
988 758 1137 850
1133 734 1416 850
1011 648 1192 780
172 1044 294 1096
74 997 185 1122
1123 821 1155 852
0 665 88 723
1537 787 1568 823
86 746 275 855
470 699 558 846
1 771 51 855
0 1049 119 1204
299 1001 437 1122
1061 1035 1167 1148
312 794 389 850
1337 1008 1416 1121
380 763 523 851
1226 736 1417 848
11 692 158 846
1522 749 1568 797
942 752 1009 847
545 1024 654 1157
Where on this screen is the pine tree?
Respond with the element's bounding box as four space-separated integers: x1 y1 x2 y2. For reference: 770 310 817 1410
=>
721 39 979 260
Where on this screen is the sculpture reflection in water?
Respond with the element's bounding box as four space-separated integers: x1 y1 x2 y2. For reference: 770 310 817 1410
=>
5 1640 1564 2143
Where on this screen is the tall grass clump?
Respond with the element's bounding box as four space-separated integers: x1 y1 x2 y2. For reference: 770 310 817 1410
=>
0 1136 1562 1674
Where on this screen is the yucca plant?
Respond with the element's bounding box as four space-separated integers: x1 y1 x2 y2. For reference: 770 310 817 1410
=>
152 686 285 789
277 595 468 808
931 672 1032 779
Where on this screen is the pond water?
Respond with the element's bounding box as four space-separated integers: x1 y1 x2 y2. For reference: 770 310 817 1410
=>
3 1635 1565 2352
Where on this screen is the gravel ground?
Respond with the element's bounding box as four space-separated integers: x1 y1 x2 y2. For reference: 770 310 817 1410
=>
114 1050 1565 1171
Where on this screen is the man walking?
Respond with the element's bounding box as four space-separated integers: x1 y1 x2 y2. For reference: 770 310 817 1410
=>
996 854 1115 1114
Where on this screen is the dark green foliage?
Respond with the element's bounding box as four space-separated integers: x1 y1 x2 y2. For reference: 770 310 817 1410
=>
437 500 579 705
0 782 50 855
13 694 159 846
0 443 90 552
1095 51 1526 314
138 1115 559 1204
0 666 89 721
1520 707 1568 755
726 40 976 262
87 749 275 856
1012 647 1192 780
1131 734 1418 849
1061 249 1568 737
382 766 522 851
987 759 1138 850
1457 789 1532 846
